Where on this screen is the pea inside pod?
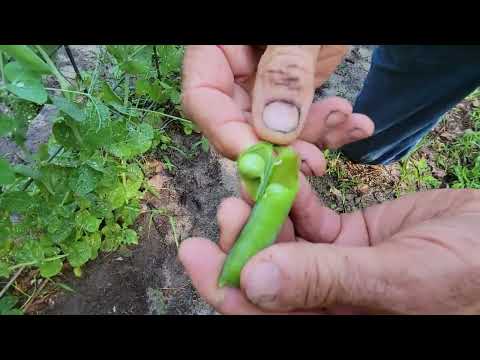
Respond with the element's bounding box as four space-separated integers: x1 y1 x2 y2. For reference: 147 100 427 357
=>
218 142 300 288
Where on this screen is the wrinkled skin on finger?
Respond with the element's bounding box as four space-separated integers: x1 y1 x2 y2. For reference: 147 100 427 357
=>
179 183 480 315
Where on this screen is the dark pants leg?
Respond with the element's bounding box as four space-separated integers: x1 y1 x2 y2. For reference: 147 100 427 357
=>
341 45 480 165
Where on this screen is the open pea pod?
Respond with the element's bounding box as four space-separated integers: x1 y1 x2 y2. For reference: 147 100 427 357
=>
218 142 300 288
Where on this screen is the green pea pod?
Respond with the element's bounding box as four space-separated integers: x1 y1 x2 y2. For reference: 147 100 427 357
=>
218 142 300 288
0 45 52 74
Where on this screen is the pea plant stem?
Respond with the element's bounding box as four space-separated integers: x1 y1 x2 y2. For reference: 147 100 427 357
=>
0 52 5 85
22 278 48 312
124 74 129 107
0 266 26 299
9 254 68 271
88 49 103 96
35 45 70 94
153 45 161 81
131 107 191 124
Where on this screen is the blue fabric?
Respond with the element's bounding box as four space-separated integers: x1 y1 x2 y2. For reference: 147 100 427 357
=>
341 45 480 165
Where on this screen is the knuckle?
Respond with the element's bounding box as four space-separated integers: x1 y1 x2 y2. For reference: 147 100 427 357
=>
261 54 312 94
301 251 337 307
341 253 400 310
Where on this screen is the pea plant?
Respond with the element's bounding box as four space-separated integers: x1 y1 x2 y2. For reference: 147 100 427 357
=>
0 45 191 312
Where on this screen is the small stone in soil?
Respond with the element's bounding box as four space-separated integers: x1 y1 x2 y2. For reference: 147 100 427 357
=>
358 184 369 194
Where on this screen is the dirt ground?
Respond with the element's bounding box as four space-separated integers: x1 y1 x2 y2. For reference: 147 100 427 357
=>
43 131 230 315
2 45 378 315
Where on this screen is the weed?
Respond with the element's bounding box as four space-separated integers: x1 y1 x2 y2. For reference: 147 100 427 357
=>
397 157 441 195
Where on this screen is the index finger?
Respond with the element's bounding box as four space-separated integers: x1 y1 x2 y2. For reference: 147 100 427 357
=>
181 45 259 160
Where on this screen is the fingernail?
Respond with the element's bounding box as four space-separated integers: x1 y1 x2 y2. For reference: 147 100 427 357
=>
325 111 347 128
243 262 282 306
263 101 299 133
349 128 366 140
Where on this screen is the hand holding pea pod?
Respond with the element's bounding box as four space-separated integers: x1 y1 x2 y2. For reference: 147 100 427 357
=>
180 185 480 314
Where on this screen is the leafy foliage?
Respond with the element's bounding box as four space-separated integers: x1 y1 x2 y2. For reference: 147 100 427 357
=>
0 295 23 315
0 45 191 311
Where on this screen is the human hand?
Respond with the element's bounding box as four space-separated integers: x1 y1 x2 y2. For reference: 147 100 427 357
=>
179 180 480 315
181 45 374 176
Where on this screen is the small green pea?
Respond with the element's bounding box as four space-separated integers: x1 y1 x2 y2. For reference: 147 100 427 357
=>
238 153 265 179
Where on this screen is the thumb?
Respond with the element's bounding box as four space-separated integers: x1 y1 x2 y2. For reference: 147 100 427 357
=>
240 241 385 312
252 45 320 145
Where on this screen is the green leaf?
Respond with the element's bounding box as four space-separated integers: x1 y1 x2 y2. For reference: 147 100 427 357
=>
107 45 152 75
36 143 50 161
86 232 101 260
122 229 138 245
73 266 82 277
124 163 144 199
154 45 183 77
79 105 117 151
122 60 149 75
38 236 60 257
68 166 99 196
135 79 150 96
1 191 32 213
149 83 169 104
201 138 210 153
0 114 17 136
144 112 164 128
0 158 15 185
109 185 127 209
75 210 101 233
106 45 127 63
106 123 154 160
13 164 40 179
67 240 91 268
47 216 75 244
85 152 105 173
15 239 44 264
39 45 60 57
100 82 122 105
97 164 120 189
0 45 52 74
0 295 23 315
52 120 83 150
101 223 122 252
52 227 75 245
135 80 168 104
4 61 48 105
167 87 181 105
183 122 194 135
90 197 112 219
39 258 63 278
0 218 11 238
115 201 141 227
38 165 69 196
51 96 86 122
0 261 10 278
